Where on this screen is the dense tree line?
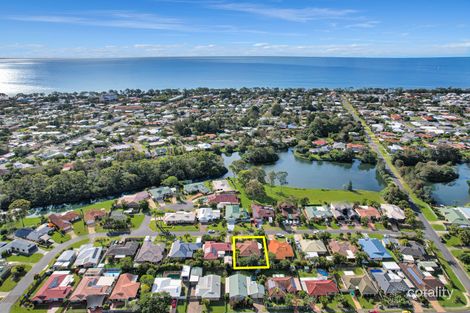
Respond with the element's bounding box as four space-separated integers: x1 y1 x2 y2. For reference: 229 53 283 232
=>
393 144 462 166
0 151 227 209
241 146 279 164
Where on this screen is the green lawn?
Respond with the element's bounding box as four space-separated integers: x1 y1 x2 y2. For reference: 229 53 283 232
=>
265 185 383 204
432 224 446 231
51 231 71 243
69 238 91 249
74 199 114 214
1 217 42 231
130 214 145 229
72 221 88 236
207 221 226 231
445 235 462 247
150 220 199 232
6 253 43 263
357 296 378 309
0 265 32 292
228 178 252 209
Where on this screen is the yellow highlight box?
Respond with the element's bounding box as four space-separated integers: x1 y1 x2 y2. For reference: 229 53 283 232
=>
232 235 270 270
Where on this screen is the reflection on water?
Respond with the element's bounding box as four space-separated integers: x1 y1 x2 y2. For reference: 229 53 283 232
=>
223 149 386 191
0 59 50 94
431 163 470 206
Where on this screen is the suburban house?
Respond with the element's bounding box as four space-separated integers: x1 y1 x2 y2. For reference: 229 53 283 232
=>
236 240 262 258
105 240 140 261
439 207 470 227
203 241 231 260
225 274 265 303
399 263 444 299
53 250 77 269
328 239 358 260
300 279 339 297
278 202 300 224
0 239 38 256
398 241 427 261
225 204 249 222
84 209 107 226
116 191 150 208
69 276 116 308
355 206 382 220
31 271 74 303
168 240 201 259
330 202 358 221
298 239 328 258
380 204 406 222
135 237 166 264
196 207 220 223
152 277 183 299
265 276 301 300
207 194 239 206
358 238 392 261
149 186 174 201
15 225 53 244
108 273 140 303
74 244 103 268
342 273 378 296
163 211 196 225
195 274 221 300
183 182 210 195
268 239 294 260
49 212 80 232
212 179 234 193
369 269 409 295
251 204 275 225
303 205 333 221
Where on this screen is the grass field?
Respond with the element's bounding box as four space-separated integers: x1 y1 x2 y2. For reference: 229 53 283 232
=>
72 221 88 236
10 303 48 313
130 214 145 229
265 185 383 205
0 264 32 292
149 220 199 232
6 253 43 263
74 199 114 214
432 224 446 231
69 238 91 249
51 231 71 243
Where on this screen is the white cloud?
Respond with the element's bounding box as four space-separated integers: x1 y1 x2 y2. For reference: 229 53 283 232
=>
210 2 356 22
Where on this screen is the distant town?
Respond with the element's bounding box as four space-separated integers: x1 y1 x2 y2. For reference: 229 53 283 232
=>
0 88 469 313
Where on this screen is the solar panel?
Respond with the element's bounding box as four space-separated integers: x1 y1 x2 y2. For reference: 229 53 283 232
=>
49 276 60 289
407 267 423 285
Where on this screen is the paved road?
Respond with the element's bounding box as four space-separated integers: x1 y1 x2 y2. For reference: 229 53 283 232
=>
342 96 470 294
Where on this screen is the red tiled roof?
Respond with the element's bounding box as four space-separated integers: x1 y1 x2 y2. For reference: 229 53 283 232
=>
203 241 231 260
252 204 275 220
49 214 72 231
31 273 73 302
355 206 381 219
85 209 107 223
236 240 261 257
268 240 294 260
303 280 338 296
207 194 239 204
109 274 140 301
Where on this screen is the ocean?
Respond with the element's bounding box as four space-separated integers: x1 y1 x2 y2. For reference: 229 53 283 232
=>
1 56 470 95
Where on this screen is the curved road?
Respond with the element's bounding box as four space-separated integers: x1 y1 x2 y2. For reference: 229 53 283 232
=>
342 96 470 294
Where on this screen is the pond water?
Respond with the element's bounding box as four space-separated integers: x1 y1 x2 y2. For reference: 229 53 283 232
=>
223 149 386 191
431 163 470 206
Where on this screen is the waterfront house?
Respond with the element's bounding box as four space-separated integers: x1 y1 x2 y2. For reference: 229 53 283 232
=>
116 191 149 209
212 179 234 193
183 182 210 195
380 204 406 222
303 205 333 222
84 209 107 226
355 205 381 221
225 204 249 222
149 186 174 201
330 202 358 222
207 193 239 206
251 204 275 225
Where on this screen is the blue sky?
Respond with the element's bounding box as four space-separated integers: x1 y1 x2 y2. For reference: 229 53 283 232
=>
1 0 470 58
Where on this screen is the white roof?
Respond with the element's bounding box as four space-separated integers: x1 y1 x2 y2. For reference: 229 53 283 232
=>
152 277 182 298
382 261 400 271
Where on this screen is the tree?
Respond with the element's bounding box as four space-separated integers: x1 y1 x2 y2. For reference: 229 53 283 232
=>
245 179 266 200
346 180 353 191
161 176 179 187
271 103 283 116
8 199 31 227
277 171 288 193
139 292 171 313
267 171 277 186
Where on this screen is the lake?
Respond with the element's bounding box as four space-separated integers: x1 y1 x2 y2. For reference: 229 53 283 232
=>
2 57 470 95
223 150 386 191
431 163 470 206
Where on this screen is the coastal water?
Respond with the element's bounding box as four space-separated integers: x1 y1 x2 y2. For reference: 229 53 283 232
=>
223 150 386 191
431 163 470 206
1 57 470 95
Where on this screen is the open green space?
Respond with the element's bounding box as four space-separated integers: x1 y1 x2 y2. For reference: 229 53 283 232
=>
0 264 32 292
51 231 71 243
72 221 88 236
130 214 145 229
6 253 43 263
